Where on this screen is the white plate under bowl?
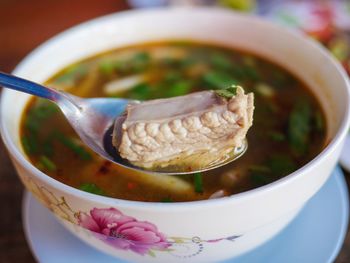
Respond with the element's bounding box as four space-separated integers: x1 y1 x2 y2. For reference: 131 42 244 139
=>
22 166 348 263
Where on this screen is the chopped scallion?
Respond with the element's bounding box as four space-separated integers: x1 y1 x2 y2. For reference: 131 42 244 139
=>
267 155 296 176
128 83 152 100
39 155 56 172
25 116 40 134
55 132 92 161
131 52 151 72
214 85 238 98
202 71 238 89
314 111 324 132
99 60 118 75
269 131 286 142
210 52 233 70
165 80 192 97
55 64 87 84
251 174 271 186
243 66 259 81
288 99 312 155
21 136 38 154
194 173 203 193
164 71 182 83
79 183 104 195
160 197 173 203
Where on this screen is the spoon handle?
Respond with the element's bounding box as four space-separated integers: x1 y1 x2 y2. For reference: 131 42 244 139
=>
0 72 61 102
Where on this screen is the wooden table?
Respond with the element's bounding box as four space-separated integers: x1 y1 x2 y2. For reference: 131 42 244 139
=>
0 1 349 262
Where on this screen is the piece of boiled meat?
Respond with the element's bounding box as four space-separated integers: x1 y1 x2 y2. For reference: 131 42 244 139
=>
112 87 254 170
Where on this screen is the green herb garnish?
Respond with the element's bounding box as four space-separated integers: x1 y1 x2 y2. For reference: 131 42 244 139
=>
55 132 92 161
99 60 118 75
314 111 324 132
79 183 104 195
242 66 260 81
39 155 56 172
165 80 192 97
21 136 38 155
202 71 238 89
32 100 59 119
25 116 40 134
131 52 151 72
249 154 296 186
194 172 203 193
267 155 296 176
42 133 56 157
25 100 59 135
210 52 233 71
164 71 182 83
249 164 271 186
288 99 312 155
128 83 152 100
160 197 173 203
269 131 286 142
55 64 87 84
215 85 238 98
251 174 272 186
42 141 53 157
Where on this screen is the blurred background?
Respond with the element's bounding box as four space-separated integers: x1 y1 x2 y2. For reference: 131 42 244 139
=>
0 0 350 262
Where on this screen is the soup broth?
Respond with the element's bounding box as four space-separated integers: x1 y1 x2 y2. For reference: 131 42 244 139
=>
20 41 326 202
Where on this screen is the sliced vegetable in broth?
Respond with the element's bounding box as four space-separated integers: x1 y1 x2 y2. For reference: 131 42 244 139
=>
20 41 327 202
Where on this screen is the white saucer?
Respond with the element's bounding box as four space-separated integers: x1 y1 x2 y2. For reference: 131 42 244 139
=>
23 166 349 263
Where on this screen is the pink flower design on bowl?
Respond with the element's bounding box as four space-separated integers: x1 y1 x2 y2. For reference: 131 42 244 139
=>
78 207 170 255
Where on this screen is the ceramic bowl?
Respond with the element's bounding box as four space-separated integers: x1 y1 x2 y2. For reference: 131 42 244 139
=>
1 7 350 263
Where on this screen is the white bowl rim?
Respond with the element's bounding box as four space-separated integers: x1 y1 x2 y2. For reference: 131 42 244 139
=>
1 7 350 210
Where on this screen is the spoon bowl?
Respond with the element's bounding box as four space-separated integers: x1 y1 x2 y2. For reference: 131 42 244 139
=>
0 71 246 175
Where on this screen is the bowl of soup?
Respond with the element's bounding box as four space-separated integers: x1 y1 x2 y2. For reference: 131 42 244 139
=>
1 7 350 263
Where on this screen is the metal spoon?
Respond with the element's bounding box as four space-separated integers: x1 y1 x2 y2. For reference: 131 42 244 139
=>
0 72 247 175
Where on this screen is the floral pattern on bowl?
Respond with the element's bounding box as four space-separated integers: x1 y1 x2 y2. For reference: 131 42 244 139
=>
23 176 241 258
78 207 170 255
